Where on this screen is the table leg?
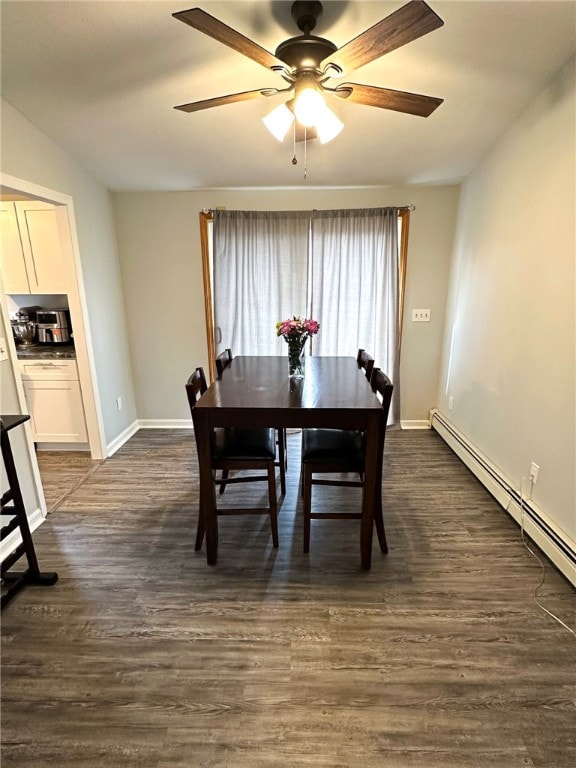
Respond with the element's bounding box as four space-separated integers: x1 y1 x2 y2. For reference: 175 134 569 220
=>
360 416 381 570
192 410 218 565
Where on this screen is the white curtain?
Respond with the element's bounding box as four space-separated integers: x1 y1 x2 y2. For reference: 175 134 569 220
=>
213 207 402 421
310 208 400 421
213 210 310 355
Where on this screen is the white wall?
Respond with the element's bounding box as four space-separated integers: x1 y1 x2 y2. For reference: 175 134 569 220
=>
0 99 137 447
437 56 575 542
112 185 459 422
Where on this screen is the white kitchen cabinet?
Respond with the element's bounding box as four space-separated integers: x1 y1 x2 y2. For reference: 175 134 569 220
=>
0 203 29 292
0 201 68 294
20 359 88 443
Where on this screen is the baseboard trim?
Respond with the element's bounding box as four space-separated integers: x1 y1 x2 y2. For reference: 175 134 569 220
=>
430 408 576 587
106 420 140 457
1 506 44 564
400 419 431 430
137 419 193 430
36 442 90 452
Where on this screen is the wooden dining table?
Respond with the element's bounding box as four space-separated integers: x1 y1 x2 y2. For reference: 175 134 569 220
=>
191 356 386 570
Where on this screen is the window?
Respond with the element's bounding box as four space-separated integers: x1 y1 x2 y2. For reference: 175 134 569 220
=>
199 207 409 421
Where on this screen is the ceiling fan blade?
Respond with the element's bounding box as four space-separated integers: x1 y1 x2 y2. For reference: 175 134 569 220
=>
337 83 443 117
322 0 443 74
174 88 269 113
173 8 285 71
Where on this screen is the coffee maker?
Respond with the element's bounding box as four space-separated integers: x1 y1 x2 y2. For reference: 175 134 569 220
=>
36 309 72 345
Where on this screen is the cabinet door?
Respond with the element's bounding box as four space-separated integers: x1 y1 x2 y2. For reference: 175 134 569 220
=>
0 202 31 293
16 201 68 293
23 380 88 443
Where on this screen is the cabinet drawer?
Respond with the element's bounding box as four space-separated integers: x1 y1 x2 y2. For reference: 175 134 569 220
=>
19 359 79 381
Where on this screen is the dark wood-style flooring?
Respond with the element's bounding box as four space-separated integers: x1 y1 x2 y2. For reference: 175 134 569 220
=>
2 428 575 767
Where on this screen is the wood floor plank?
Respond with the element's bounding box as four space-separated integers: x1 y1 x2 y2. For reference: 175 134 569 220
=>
2 428 574 767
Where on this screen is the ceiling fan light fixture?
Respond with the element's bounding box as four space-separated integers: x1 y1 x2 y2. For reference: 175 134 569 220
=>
294 85 325 127
262 102 294 141
315 104 344 144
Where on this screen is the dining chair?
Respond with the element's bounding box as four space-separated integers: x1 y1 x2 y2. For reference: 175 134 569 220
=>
186 367 279 551
214 348 287 496
356 348 375 380
214 349 234 492
300 367 394 555
215 348 233 378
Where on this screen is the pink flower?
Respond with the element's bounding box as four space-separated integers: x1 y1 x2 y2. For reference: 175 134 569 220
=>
276 316 320 339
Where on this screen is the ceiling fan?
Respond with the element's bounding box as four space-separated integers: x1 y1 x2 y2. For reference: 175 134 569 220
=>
173 0 444 144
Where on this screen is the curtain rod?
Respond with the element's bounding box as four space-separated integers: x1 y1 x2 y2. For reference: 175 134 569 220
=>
203 205 416 213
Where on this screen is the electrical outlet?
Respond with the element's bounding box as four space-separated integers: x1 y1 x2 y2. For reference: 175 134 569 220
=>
116 397 123 411
412 309 431 322
529 462 540 484
448 395 454 411
0 337 8 362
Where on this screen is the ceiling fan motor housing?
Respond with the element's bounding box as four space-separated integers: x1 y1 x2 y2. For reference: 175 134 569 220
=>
275 35 337 72
275 0 336 73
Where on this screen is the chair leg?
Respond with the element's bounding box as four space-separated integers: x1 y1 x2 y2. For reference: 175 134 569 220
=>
267 463 279 548
277 429 287 496
374 505 388 554
219 469 229 494
195 508 205 551
302 465 312 554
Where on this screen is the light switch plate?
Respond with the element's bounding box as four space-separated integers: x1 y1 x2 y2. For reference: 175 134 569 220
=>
412 309 431 322
0 337 8 361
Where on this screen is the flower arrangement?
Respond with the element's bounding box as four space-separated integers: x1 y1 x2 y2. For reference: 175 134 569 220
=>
276 316 320 340
276 316 320 378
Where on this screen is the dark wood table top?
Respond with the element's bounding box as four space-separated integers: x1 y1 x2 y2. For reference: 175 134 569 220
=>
195 356 382 430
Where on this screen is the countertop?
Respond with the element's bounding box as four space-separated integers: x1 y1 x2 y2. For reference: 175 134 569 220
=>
15 344 76 360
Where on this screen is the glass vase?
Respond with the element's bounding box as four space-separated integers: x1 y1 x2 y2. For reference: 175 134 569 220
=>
287 337 306 379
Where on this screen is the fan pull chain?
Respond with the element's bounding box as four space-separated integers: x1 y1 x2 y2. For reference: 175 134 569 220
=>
289 121 308 179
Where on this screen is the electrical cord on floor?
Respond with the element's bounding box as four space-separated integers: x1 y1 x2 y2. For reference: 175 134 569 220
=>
518 476 575 638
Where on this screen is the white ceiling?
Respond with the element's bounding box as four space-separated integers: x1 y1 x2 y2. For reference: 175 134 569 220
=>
1 1 574 191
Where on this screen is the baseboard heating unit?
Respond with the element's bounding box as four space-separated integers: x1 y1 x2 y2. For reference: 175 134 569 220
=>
430 409 576 587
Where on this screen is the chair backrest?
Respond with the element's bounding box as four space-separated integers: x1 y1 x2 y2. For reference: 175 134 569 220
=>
370 368 394 421
185 367 208 412
215 348 233 378
356 348 375 380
